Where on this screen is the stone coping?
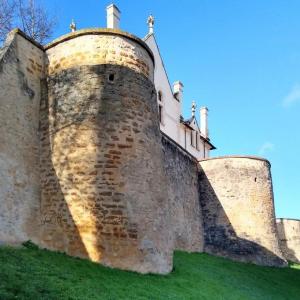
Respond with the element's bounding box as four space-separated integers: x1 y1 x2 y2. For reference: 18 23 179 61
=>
276 218 300 222
8 28 154 64
9 28 44 50
44 28 154 64
198 155 271 166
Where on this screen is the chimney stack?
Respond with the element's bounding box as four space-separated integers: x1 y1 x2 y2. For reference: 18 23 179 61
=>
200 107 209 138
173 81 184 102
106 4 121 29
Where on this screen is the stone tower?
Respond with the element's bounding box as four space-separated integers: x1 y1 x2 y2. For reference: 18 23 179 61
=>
39 29 173 274
199 156 286 266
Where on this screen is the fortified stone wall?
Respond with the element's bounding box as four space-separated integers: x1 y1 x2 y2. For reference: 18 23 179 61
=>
162 134 203 252
199 156 287 266
39 29 173 274
276 218 300 263
0 30 45 244
0 29 295 275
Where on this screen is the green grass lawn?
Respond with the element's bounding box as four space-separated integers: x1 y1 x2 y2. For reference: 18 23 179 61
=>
0 244 299 300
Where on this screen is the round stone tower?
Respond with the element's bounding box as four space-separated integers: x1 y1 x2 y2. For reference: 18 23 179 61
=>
39 29 172 274
198 156 286 267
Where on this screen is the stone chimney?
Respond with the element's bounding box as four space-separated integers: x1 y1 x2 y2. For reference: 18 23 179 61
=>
106 4 121 29
200 107 209 138
173 81 184 102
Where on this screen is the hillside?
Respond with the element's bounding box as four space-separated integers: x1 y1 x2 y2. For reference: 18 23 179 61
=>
0 244 299 300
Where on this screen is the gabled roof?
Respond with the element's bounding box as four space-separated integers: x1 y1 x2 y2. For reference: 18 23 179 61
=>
143 33 176 100
145 33 216 151
180 116 195 130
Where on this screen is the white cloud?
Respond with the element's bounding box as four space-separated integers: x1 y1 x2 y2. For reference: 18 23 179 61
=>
282 84 300 107
258 142 274 156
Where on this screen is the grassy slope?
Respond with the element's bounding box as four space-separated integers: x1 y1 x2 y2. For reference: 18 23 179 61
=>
0 246 300 300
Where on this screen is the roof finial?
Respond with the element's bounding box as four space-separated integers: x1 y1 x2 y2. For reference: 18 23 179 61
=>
192 101 196 117
70 19 76 32
147 14 155 34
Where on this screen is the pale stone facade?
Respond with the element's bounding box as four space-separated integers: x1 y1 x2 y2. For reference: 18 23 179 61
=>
0 4 298 273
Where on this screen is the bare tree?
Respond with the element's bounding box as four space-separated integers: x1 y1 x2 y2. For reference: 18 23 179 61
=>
0 0 56 45
17 0 56 44
0 0 15 43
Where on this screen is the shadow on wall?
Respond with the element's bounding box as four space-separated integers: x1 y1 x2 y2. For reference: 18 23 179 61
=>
39 78 89 259
276 219 299 263
161 134 203 253
38 63 172 274
198 166 287 267
39 66 136 264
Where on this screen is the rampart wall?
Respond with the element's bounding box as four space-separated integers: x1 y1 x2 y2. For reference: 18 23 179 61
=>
198 156 286 266
162 134 203 252
276 218 300 263
0 30 45 244
1 29 298 274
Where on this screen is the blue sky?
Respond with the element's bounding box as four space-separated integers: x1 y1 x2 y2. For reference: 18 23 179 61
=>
45 0 299 219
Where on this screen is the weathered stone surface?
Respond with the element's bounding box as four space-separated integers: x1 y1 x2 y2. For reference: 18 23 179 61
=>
199 156 287 266
162 134 203 252
0 31 45 244
276 218 300 263
0 29 293 275
39 29 172 273
45 30 153 80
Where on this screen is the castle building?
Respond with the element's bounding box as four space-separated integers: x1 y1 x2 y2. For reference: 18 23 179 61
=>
142 13 215 159
105 5 215 160
0 4 299 274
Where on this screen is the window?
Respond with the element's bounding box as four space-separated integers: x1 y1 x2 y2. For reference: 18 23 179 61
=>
190 130 199 149
158 105 163 123
158 91 162 102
